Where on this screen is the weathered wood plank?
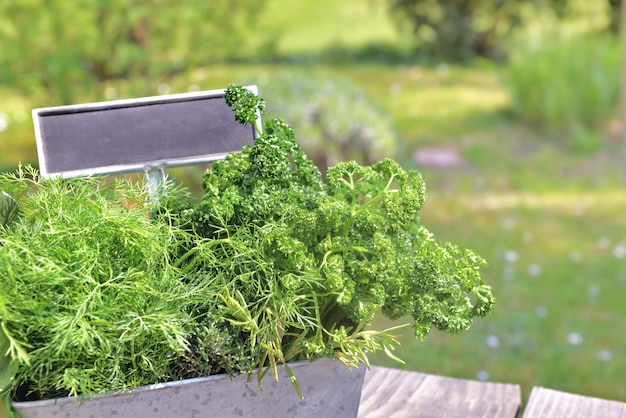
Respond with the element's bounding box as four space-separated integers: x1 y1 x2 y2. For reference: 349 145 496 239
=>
358 366 428 417
522 387 626 418
358 367 521 418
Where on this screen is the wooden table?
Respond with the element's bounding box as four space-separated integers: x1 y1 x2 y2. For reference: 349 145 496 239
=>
359 367 626 417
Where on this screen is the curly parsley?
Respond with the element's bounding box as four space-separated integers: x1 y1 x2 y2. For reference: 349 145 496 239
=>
169 85 495 383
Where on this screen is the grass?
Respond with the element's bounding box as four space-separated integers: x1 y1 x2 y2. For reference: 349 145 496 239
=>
257 0 400 56
370 191 626 403
504 31 620 139
1 0 625 413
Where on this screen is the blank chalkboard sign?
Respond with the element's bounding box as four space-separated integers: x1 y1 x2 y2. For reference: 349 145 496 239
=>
32 86 260 178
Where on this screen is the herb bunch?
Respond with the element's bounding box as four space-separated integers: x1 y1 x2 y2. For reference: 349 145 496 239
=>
167 85 495 386
0 86 495 406
0 167 194 402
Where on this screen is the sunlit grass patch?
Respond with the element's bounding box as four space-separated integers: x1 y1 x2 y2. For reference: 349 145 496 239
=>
334 64 509 141
257 0 404 56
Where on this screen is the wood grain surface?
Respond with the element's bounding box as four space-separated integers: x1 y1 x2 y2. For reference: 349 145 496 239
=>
358 367 521 417
522 387 626 418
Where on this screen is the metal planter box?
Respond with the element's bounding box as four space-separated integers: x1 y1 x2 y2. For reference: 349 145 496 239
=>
12 357 366 418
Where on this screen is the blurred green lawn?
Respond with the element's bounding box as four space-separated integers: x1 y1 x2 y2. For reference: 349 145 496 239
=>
370 191 626 404
1 0 625 412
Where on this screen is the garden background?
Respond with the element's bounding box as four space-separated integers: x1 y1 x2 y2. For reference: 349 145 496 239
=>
0 0 624 408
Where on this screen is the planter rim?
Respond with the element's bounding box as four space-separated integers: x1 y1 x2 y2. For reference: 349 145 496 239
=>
12 356 345 410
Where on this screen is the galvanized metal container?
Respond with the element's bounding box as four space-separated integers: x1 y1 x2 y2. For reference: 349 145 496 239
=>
12 357 366 418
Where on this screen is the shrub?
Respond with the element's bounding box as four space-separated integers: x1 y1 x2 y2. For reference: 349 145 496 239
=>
251 72 398 174
504 32 620 145
385 0 570 61
0 0 271 104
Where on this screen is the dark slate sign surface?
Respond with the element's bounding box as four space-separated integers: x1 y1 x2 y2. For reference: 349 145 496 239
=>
32 87 259 178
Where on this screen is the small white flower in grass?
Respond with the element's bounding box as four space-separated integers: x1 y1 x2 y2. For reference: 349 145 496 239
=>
521 232 533 244
502 218 515 230
158 83 171 95
504 250 518 263
528 264 542 276
0 112 9 132
597 349 612 362
503 266 515 281
486 335 500 349
476 370 489 381
535 306 548 318
587 284 599 298
0 112 10 131
388 84 402 97
568 251 581 263
567 332 583 346
613 244 626 259
104 86 118 100
597 237 610 250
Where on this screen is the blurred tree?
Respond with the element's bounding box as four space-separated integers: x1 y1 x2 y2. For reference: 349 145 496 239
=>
608 0 621 32
385 0 569 60
0 0 270 104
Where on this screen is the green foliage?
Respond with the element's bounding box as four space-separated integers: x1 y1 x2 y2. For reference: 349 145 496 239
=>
0 87 494 407
0 0 270 103
0 192 19 229
224 84 266 129
386 0 569 60
168 85 494 380
0 328 19 418
0 191 20 416
504 32 620 146
0 167 194 400
252 71 397 173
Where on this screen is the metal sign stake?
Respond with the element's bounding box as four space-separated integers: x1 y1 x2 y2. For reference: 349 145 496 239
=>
145 166 166 210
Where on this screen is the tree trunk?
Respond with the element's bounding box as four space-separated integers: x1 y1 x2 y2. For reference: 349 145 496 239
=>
619 2 626 185
609 0 621 32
